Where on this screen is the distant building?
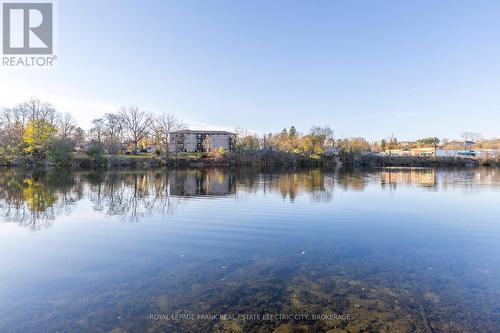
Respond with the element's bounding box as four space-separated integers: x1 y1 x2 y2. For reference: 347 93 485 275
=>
384 147 435 156
170 130 236 153
324 146 340 156
384 148 412 156
411 147 435 156
464 140 475 149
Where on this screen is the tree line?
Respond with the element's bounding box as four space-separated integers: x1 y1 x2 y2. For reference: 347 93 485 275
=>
0 98 342 165
0 98 185 165
1 98 498 166
235 126 337 157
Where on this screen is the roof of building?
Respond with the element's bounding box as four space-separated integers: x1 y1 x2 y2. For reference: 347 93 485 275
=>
172 129 235 135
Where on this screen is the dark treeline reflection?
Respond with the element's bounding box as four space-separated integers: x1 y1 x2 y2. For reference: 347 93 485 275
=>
0 167 499 229
0 169 82 230
85 171 183 222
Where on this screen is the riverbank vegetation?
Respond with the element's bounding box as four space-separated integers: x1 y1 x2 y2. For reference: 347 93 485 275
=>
1 98 500 169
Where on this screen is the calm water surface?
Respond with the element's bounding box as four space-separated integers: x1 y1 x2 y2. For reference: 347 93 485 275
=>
0 168 499 333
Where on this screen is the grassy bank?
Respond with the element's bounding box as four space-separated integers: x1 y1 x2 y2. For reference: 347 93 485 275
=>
72 151 335 169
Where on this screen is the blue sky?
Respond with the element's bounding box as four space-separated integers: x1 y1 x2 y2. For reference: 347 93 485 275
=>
2 0 500 140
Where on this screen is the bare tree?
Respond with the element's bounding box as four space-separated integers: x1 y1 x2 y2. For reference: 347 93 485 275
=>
73 127 86 151
120 106 153 154
16 98 59 125
0 108 25 146
461 132 482 143
234 128 261 152
58 112 77 141
386 133 398 154
151 113 185 157
103 113 123 156
89 118 105 145
310 126 334 147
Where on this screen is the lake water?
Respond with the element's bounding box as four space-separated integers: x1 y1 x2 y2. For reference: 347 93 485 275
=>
0 167 499 333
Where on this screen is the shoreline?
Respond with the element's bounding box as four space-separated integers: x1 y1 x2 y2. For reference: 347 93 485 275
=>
346 155 500 167
1 154 500 169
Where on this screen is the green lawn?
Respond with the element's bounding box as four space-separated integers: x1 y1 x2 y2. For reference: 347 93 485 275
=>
72 152 207 160
175 152 206 158
72 153 89 159
72 153 157 159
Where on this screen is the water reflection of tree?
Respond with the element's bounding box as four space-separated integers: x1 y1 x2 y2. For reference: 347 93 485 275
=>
86 171 182 222
2 167 497 230
336 168 367 192
0 169 187 228
0 169 78 230
245 169 335 202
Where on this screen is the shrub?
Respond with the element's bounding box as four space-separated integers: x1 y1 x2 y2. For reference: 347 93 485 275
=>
209 147 225 159
0 145 18 165
47 139 74 165
85 144 105 162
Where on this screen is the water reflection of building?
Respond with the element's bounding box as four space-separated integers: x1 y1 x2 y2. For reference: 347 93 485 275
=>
439 168 500 192
169 169 235 197
380 169 437 188
3 168 500 231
